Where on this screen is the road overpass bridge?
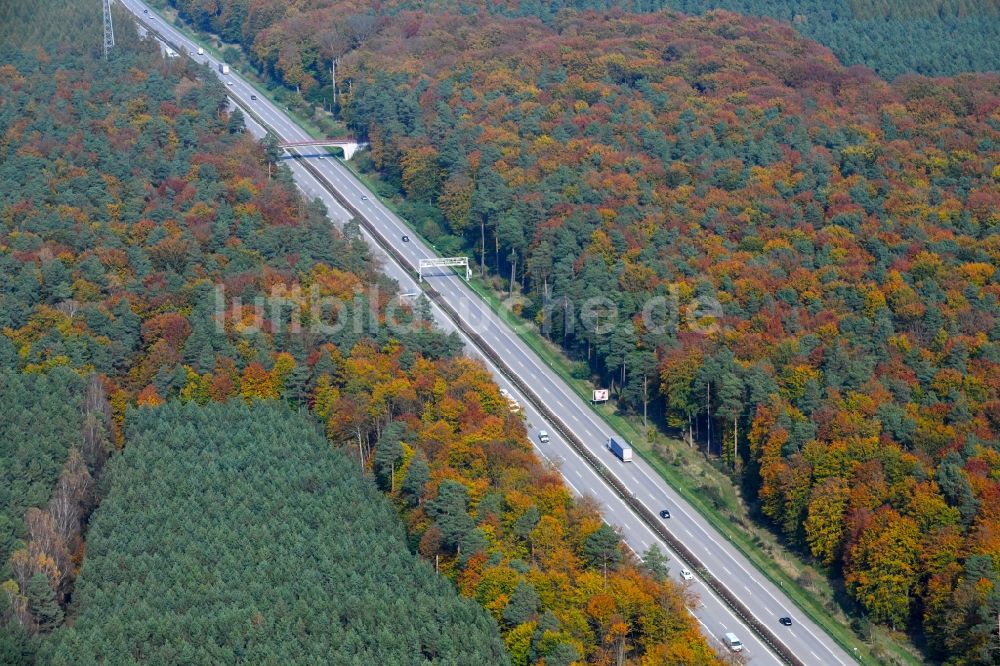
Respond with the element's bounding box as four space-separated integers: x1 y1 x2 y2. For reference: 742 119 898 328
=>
280 138 367 160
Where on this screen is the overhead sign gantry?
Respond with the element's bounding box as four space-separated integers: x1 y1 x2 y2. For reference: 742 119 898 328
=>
418 257 472 282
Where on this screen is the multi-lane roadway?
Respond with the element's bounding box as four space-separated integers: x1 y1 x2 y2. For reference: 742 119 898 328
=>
122 4 858 664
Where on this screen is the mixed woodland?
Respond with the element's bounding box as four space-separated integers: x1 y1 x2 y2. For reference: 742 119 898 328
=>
0 1 716 664
155 0 1000 661
160 0 1000 80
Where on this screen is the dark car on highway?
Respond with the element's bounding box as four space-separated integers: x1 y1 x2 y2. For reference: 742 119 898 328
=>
659 509 671 519
779 617 793 626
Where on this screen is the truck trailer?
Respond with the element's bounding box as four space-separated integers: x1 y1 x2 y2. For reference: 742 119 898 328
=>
218 63 230 75
608 435 632 462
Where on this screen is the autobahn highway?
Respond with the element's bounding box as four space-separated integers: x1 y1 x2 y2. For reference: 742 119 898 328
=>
123 4 858 664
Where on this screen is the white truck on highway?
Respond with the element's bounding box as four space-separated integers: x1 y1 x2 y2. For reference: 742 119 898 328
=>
218 63 229 74
723 632 743 652
608 435 633 462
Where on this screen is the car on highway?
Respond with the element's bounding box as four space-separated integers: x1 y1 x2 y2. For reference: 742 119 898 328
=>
250 94 257 100
659 509 671 519
226 81 233 86
779 616 793 626
401 235 409 242
111 0 852 647
723 632 743 652
537 430 550 444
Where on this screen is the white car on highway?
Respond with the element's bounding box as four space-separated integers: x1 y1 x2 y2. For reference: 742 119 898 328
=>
680 568 694 581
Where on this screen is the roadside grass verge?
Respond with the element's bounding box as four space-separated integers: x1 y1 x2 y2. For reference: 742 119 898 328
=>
327 159 921 666
143 2 345 142
291 110 925 666
458 273 922 666
140 8 924 663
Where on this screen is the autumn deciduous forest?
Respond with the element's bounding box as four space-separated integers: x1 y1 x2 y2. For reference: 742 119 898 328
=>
164 0 1000 80
147 0 1000 661
0 1 718 664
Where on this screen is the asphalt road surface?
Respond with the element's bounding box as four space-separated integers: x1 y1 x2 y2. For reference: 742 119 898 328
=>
123 5 858 664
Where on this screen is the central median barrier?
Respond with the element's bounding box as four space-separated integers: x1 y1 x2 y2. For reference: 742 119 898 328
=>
132 22 815 666
234 94 808 663
146 12 864 657
288 153 808 666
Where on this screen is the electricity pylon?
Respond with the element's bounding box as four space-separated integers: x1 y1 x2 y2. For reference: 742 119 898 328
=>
103 0 115 59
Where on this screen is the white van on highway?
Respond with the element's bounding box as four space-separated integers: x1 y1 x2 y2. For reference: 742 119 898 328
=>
723 632 743 652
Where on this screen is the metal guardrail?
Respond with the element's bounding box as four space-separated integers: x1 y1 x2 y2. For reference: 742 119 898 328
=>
205 52 808 661
131 17 805 662
140 12 860 659
433 303 806 666
285 153 805 666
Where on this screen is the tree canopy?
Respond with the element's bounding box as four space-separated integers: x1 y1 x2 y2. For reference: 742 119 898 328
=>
153 0 1000 659
163 0 1000 81
38 401 509 665
0 1 720 663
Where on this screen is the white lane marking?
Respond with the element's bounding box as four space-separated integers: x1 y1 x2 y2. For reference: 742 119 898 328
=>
521 411 783 663
599 452 845 662
134 5 845 660
687 608 709 630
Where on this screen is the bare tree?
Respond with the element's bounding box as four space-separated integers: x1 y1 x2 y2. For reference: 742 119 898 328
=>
55 299 79 319
346 14 379 45
48 449 91 544
81 374 112 474
24 509 70 587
